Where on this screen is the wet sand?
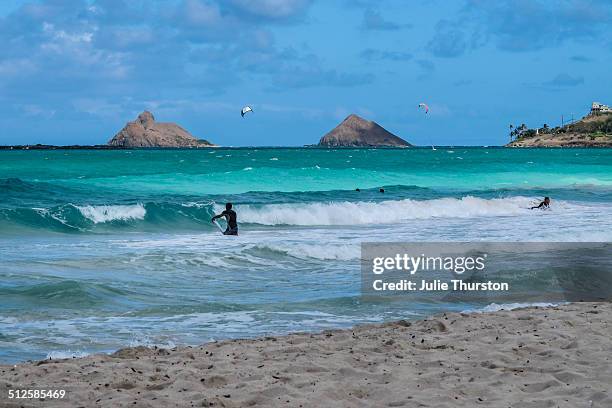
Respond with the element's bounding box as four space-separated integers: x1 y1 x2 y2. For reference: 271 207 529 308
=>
1 302 611 407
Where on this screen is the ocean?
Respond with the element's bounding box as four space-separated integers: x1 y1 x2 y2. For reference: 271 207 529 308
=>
1 147 611 363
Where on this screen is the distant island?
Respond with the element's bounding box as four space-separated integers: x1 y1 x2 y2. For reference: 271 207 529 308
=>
4 105 611 150
0 111 216 150
108 111 215 148
318 114 411 147
507 102 612 147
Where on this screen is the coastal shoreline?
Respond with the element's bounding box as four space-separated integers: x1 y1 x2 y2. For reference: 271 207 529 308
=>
1 302 610 407
0 145 219 150
506 134 612 148
2 144 611 150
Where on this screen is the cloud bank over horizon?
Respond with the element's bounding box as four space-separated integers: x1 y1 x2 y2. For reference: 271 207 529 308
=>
0 0 610 146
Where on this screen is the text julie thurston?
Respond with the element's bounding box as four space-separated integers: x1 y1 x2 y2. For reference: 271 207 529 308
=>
370 254 509 292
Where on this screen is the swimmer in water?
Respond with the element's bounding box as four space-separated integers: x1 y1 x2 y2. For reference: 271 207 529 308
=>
531 197 550 210
211 202 238 235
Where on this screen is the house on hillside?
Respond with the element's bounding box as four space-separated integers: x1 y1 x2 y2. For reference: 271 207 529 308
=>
591 102 612 115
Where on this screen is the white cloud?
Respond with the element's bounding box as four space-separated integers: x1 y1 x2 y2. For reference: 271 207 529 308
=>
228 0 312 19
72 98 124 117
0 59 37 78
20 104 56 119
183 0 224 26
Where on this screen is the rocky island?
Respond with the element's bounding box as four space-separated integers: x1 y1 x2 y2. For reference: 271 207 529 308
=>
507 102 612 147
108 111 215 148
318 114 411 147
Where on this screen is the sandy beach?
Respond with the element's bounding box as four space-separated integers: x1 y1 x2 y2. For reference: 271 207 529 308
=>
1 302 610 407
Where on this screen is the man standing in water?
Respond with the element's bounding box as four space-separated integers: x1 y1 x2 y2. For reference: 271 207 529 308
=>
531 197 551 210
211 203 238 235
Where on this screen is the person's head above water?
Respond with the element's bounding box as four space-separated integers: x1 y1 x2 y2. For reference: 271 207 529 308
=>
544 197 550 204
379 188 384 193
226 202 233 210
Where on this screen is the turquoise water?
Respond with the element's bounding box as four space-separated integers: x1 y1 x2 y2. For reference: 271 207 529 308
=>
1 148 611 363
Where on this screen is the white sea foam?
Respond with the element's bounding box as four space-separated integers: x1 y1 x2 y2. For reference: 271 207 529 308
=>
46 350 90 360
77 204 146 223
128 337 177 350
465 302 559 314
256 243 360 261
237 196 539 226
33 207 78 228
181 200 214 208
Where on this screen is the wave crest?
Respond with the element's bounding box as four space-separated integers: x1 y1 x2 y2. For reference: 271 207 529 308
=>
252 243 360 261
76 204 146 224
238 196 535 226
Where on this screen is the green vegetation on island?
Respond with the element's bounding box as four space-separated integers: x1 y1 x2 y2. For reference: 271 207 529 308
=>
507 102 612 147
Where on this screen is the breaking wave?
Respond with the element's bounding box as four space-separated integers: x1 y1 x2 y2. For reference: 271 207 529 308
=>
0 195 602 234
238 196 537 226
251 243 360 261
76 204 146 224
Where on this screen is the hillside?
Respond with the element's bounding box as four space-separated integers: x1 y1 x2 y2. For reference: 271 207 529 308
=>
507 113 612 147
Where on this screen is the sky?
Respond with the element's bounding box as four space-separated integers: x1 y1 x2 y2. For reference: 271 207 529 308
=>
0 0 611 146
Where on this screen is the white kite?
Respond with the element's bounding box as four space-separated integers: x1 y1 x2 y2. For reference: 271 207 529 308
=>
241 106 253 117
418 102 436 150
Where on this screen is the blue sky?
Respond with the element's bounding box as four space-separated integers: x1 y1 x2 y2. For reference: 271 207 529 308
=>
0 0 611 146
